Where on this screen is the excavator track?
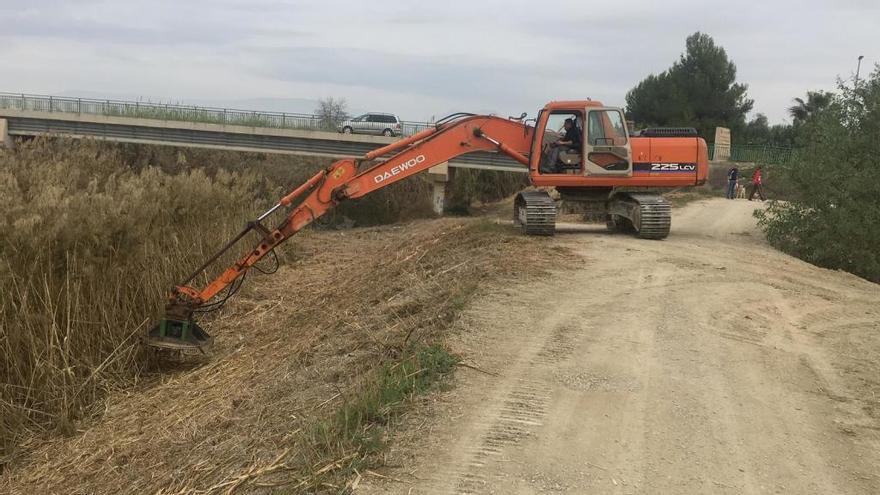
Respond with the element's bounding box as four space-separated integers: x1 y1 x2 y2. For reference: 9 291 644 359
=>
630 194 671 239
514 190 556 236
608 193 671 240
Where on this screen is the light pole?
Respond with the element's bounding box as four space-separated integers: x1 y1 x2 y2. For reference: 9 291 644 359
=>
855 55 865 87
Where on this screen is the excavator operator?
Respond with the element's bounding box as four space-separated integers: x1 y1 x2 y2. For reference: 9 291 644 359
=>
546 118 582 173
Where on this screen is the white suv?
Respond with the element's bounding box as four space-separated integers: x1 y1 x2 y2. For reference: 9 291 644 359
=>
338 113 402 136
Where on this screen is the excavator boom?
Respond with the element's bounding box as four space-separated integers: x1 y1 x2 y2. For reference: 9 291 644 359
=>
145 115 533 351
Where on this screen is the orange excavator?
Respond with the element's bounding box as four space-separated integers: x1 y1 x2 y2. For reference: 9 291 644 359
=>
145 100 708 351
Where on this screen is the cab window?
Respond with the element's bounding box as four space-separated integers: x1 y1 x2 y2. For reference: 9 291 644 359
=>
546 112 581 134
537 110 584 175
587 110 628 146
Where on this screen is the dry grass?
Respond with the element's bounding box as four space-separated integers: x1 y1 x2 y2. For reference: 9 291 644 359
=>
0 136 457 468
0 139 289 464
1 215 565 494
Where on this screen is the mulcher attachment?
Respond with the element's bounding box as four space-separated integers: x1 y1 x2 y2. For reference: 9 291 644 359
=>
145 298 213 352
145 318 213 352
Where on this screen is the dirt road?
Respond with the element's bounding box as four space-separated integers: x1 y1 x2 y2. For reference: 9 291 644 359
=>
363 198 880 494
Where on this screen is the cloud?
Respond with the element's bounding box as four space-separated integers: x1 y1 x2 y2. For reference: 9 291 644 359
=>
0 0 878 123
261 47 529 100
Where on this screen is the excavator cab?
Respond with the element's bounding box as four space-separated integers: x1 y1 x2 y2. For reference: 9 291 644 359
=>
533 103 632 178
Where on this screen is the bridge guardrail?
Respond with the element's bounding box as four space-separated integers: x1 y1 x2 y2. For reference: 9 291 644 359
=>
0 92 434 137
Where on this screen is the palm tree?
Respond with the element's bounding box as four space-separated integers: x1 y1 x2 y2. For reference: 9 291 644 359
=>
788 91 833 124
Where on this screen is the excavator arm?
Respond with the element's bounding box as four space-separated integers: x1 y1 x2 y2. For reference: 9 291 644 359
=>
146 114 534 351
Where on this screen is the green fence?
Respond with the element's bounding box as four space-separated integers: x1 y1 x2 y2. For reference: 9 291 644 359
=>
708 144 798 165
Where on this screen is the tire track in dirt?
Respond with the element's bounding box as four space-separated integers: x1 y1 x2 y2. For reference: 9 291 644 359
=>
424 312 581 494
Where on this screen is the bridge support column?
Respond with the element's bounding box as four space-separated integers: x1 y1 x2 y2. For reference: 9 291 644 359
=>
427 162 450 215
0 119 12 149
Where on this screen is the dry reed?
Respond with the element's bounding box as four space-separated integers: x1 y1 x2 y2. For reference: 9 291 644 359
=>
0 139 282 463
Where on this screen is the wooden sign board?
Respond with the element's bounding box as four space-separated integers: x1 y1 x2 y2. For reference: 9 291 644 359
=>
714 127 731 161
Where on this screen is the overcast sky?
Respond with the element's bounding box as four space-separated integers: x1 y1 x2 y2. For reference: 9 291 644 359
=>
1 0 877 124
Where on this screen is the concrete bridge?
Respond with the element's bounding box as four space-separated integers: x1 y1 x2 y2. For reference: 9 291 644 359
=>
0 93 527 173
0 93 529 213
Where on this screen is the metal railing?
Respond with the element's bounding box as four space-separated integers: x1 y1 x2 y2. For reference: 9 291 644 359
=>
0 92 433 136
709 143 798 165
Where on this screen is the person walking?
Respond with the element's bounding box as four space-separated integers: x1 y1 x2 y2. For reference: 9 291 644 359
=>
726 166 739 199
748 167 767 201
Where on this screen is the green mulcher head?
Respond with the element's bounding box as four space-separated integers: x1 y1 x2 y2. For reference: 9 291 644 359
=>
145 318 214 352
145 296 214 352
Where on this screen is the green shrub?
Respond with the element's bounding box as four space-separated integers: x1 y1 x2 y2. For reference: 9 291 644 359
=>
756 68 880 282
312 345 458 454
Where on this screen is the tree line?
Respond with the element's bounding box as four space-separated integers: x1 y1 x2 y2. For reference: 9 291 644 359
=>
755 70 880 282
